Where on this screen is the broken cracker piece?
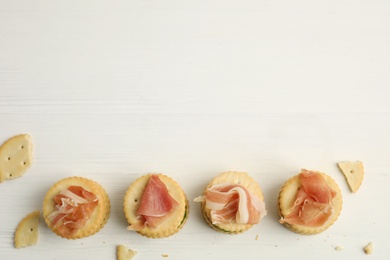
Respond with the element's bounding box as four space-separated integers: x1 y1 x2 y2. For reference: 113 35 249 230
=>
0 134 33 183
161 254 169 258
337 161 364 193
117 245 137 260
14 211 40 248
364 242 373 255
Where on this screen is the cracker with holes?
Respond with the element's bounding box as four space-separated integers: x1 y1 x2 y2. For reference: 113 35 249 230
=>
0 134 33 183
14 211 40 248
117 244 137 260
337 161 364 193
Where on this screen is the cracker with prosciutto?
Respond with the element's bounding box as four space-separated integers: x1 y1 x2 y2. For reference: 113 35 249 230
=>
194 171 267 234
278 169 342 235
124 174 189 238
43 176 110 239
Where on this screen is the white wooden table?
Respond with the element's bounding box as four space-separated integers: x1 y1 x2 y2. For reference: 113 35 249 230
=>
1 1 389 259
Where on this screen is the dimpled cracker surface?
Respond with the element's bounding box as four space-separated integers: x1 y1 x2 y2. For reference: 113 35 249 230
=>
124 174 188 238
43 177 110 239
278 171 342 235
14 211 40 248
0 134 33 183
337 161 364 193
201 171 265 234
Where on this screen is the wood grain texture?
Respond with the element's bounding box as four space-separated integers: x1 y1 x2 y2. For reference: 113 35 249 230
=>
1 0 390 259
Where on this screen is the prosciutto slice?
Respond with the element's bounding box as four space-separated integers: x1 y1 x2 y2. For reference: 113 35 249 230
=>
130 175 178 230
279 169 337 227
195 183 267 224
48 186 98 237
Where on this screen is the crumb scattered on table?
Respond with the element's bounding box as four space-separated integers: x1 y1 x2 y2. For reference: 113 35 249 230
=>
364 242 373 255
161 254 169 258
255 234 259 240
335 245 344 251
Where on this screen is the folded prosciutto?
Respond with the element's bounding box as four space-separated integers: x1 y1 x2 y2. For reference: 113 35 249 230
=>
47 186 98 237
279 169 337 227
129 175 178 230
195 183 267 224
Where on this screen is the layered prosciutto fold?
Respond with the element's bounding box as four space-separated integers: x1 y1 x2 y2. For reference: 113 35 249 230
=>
280 169 337 227
128 175 178 230
47 186 98 237
195 183 267 224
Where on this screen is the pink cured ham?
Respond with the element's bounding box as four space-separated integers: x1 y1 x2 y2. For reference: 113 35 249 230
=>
48 186 98 237
134 175 178 229
280 169 337 226
200 183 266 224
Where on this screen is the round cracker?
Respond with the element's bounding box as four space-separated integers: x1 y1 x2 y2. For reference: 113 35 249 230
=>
124 174 188 238
42 176 110 239
278 171 342 235
200 171 265 234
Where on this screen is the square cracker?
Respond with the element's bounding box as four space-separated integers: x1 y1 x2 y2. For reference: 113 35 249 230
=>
117 245 137 260
0 134 33 183
337 161 364 193
14 211 40 248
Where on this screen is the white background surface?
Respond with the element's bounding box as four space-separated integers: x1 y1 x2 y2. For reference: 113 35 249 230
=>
1 1 390 259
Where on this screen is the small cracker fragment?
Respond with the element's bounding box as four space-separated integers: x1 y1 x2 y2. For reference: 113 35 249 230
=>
14 211 40 248
161 254 169 258
335 245 344 251
117 244 137 260
337 161 364 193
363 242 373 255
0 134 33 183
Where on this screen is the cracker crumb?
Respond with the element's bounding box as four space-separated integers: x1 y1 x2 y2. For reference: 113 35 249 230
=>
255 234 259 240
117 245 137 260
161 254 169 258
335 245 344 251
364 242 373 255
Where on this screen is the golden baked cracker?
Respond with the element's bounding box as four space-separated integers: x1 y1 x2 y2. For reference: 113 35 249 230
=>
337 161 364 193
199 171 265 234
278 171 343 235
124 174 188 238
42 177 111 239
117 244 137 260
0 134 33 183
14 211 40 248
